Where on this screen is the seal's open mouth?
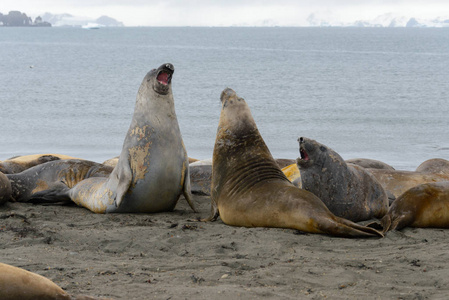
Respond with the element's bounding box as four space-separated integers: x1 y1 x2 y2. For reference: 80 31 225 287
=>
298 137 309 162
300 147 309 161
157 71 172 85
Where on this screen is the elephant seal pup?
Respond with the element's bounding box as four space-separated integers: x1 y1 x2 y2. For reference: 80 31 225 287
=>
0 171 12 205
416 158 449 175
33 63 195 213
7 159 113 202
297 137 388 222
346 158 395 171
0 262 109 300
0 154 79 174
204 88 382 238
366 168 449 201
380 181 449 232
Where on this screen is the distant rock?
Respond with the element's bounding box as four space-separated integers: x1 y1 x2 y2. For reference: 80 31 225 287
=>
306 12 449 28
42 12 123 27
95 15 124 27
0 10 51 27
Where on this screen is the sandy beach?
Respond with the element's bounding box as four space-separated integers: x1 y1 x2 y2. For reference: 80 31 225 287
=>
1 194 449 299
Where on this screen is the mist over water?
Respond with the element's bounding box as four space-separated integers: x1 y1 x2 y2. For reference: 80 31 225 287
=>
0 27 448 170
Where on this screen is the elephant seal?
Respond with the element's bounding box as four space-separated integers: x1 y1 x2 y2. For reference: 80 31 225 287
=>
380 181 449 232
0 154 79 174
281 163 301 187
32 63 195 214
297 137 388 222
0 262 71 300
346 158 395 171
366 168 449 201
0 262 109 300
0 171 12 205
204 88 382 238
415 158 449 175
7 159 113 202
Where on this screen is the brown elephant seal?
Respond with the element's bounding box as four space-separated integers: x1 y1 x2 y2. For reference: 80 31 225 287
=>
102 156 119 168
204 88 382 238
0 154 79 174
7 159 113 203
366 168 449 201
346 158 395 170
380 181 449 232
31 63 195 213
0 171 12 205
297 137 389 222
415 158 449 175
0 262 111 300
189 158 296 196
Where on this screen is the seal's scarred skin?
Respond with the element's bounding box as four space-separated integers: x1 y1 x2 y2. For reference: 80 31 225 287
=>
29 63 195 213
380 181 449 232
204 88 382 238
297 137 389 222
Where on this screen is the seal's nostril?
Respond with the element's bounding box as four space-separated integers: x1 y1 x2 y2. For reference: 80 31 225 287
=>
299 137 304 143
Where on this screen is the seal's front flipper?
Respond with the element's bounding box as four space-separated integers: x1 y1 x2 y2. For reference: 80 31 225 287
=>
183 164 197 212
111 160 132 208
28 182 72 204
200 199 219 222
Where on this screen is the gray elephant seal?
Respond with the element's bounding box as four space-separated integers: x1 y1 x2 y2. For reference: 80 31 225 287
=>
297 137 389 222
415 158 449 175
32 63 195 213
7 159 113 203
0 154 79 174
346 158 395 170
204 88 382 238
380 181 449 232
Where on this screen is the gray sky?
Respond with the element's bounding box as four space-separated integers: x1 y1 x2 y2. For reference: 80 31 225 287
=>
2 0 449 26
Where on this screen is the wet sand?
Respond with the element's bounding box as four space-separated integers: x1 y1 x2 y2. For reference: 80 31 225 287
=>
1 195 449 299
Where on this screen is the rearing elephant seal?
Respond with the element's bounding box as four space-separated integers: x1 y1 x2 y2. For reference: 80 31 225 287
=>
380 181 449 232
33 63 195 213
297 137 389 222
204 88 382 238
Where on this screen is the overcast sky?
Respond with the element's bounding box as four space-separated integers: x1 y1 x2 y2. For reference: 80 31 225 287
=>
2 0 449 26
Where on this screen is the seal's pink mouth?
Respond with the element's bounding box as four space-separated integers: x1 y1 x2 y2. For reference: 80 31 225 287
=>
157 71 171 85
300 148 309 161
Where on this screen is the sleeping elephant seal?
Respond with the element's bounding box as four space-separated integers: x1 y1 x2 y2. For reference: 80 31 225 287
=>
366 168 449 201
345 158 395 171
7 159 113 203
0 154 79 174
297 137 389 222
0 262 109 300
380 181 449 232
0 171 12 205
415 158 449 175
32 63 195 214
0 262 71 300
204 88 382 238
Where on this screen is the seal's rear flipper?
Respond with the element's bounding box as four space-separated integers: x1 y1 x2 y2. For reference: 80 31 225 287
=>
28 182 72 205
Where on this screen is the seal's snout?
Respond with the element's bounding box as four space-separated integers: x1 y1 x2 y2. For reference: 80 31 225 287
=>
165 63 174 72
298 137 304 143
220 88 237 103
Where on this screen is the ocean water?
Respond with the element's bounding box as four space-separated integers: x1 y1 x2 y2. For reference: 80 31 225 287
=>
0 27 448 170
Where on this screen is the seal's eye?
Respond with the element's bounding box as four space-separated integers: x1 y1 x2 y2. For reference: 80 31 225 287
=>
319 146 326 152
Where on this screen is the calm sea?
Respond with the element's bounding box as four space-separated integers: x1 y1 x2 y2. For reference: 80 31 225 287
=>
0 27 448 170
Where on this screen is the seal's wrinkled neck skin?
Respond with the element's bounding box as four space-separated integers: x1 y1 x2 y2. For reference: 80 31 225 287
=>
212 88 287 200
